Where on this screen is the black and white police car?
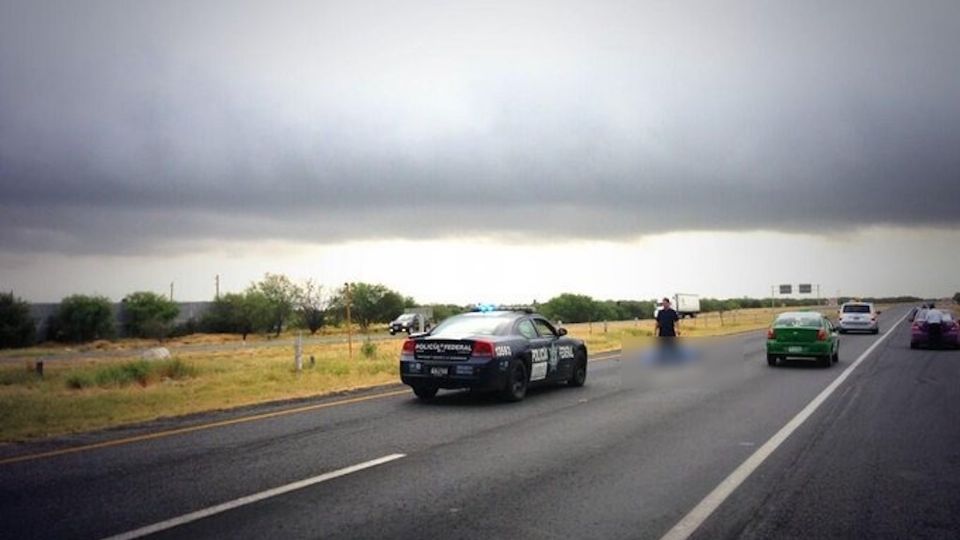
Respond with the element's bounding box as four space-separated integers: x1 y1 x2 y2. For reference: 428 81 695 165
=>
399 307 588 401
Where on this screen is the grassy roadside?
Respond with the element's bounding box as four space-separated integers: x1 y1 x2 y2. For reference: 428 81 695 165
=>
0 324 391 360
0 340 400 442
0 306 855 443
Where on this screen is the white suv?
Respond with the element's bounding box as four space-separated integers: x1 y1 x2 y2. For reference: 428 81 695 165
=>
838 302 879 334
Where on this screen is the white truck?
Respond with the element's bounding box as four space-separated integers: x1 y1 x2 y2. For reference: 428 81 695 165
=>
673 293 701 318
655 293 701 319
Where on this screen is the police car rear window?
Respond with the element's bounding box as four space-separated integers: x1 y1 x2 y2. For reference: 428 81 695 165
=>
431 316 511 337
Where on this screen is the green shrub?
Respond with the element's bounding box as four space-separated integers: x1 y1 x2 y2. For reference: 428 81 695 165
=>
122 292 179 340
0 292 37 349
65 372 95 389
55 295 115 343
94 361 151 387
169 318 200 338
361 339 378 359
64 358 197 390
201 292 272 339
154 358 197 380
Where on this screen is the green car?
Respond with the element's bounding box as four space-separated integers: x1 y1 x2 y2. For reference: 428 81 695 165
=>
766 312 839 368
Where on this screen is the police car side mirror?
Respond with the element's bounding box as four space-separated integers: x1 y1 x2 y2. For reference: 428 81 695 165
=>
557 327 568 336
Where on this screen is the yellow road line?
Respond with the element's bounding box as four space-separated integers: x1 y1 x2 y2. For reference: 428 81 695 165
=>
0 389 410 466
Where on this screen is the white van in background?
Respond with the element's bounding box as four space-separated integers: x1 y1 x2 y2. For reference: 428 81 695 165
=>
838 302 879 334
654 294 702 319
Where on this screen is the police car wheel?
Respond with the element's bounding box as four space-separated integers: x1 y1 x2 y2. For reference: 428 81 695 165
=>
568 354 587 387
501 361 527 402
412 385 438 400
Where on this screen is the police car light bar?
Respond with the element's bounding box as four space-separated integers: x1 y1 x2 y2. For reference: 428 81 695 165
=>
470 304 535 314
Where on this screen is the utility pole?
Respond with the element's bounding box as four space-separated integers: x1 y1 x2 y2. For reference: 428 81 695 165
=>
344 282 353 360
215 274 220 300
170 281 174 301
770 286 775 309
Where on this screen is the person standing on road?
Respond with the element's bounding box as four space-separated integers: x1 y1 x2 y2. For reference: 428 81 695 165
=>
655 297 681 345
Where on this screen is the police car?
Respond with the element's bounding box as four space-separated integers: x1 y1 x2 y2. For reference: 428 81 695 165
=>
399 308 588 401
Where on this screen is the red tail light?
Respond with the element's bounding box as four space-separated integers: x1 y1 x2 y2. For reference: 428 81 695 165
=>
472 341 494 357
817 328 827 341
402 339 415 354
767 328 775 339
912 323 921 331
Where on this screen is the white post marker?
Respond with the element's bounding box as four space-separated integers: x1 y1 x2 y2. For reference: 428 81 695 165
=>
295 331 303 371
660 311 908 540
102 454 406 540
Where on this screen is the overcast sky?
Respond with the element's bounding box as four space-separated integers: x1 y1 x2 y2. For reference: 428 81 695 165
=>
2 1 958 303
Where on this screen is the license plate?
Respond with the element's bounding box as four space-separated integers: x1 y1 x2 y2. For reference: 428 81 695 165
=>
430 367 447 377
788 346 803 353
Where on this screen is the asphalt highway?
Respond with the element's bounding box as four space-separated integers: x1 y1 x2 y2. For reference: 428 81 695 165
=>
3 305 958 539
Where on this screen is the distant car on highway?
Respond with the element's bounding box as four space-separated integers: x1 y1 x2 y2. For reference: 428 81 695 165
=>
399 308 588 401
837 302 879 334
910 309 959 349
389 313 430 335
766 311 839 367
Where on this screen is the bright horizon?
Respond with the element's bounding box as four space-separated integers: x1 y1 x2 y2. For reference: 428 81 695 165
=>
4 227 956 304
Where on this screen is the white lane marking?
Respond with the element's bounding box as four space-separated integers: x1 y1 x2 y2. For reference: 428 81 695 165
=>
102 453 406 540
660 311 909 540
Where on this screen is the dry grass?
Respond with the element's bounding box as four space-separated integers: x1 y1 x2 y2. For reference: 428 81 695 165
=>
0 306 856 443
0 341 400 442
0 323 392 359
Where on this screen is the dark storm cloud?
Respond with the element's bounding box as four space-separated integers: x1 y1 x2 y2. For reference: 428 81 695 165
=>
2 0 959 255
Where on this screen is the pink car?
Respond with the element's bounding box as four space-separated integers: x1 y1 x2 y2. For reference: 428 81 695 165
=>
910 309 959 349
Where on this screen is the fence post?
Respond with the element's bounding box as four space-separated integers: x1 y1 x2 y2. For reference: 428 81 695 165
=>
345 282 353 360
295 332 303 372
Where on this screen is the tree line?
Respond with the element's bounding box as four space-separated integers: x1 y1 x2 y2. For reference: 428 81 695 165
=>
0 275 421 347
0 283 940 349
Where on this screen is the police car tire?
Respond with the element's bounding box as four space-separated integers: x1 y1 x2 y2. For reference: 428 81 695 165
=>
568 354 587 387
501 361 527 402
412 385 438 400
